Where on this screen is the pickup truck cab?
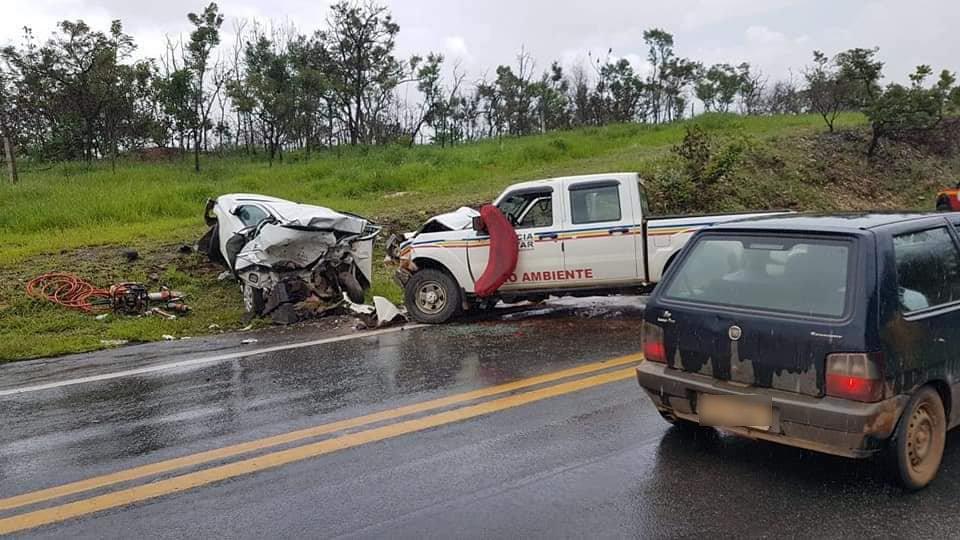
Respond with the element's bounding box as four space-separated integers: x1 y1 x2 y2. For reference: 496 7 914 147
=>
394 172 783 323
636 212 960 489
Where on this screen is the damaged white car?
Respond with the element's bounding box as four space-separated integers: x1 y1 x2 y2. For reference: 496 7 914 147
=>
198 194 380 323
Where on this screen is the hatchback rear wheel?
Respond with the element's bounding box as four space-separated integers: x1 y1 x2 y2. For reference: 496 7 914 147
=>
891 387 946 490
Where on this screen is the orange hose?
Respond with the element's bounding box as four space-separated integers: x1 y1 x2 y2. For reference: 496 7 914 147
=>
26 272 111 312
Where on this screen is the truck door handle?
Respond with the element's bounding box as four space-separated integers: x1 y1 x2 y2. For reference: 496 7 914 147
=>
539 233 558 240
609 227 629 235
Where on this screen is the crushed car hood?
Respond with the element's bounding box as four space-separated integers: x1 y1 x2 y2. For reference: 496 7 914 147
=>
219 194 368 234
413 206 479 236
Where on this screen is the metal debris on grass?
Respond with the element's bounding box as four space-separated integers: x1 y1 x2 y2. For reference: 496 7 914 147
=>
26 273 191 317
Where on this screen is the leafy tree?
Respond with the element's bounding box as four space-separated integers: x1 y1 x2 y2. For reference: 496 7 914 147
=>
601 58 644 122
243 34 294 165
835 47 884 108
865 66 960 156
319 1 404 145
0 68 18 183
537 61 571 131
643 29 674 123
804 51 849 132
185 2 224 171
407 53 443 146
696 63 740 113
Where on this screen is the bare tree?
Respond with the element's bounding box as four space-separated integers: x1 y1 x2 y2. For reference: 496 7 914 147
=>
805 51 848 132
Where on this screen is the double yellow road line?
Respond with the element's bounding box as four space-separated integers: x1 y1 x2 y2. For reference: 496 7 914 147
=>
0 354 642 534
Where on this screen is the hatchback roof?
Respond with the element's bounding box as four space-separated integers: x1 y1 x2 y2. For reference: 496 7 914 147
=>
709 212 949 233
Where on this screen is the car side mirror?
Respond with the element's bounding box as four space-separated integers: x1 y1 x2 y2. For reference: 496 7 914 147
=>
472 216 488 234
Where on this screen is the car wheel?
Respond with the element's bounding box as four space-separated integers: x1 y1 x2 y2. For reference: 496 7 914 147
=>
338 271 366 304
890 386 946 490
937 201 952 212
242 283 265 316
404 269 461 324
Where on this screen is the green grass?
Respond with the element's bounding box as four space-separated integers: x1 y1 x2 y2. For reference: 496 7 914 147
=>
3 111 932 361
0 113 864 262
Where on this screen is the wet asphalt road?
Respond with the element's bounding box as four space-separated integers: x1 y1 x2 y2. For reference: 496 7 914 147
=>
2 300 960 538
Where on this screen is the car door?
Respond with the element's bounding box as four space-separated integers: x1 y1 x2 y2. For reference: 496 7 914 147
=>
885 220 960 396
468 187 565 290
561 178 638 285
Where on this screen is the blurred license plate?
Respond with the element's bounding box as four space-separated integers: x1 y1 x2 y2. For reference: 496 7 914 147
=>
698 394 772 430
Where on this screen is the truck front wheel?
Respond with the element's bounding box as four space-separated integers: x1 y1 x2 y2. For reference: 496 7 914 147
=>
405 269 461 324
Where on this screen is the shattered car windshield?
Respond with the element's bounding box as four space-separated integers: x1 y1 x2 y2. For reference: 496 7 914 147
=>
235 205 270 227
497 191 551 226
663 234 853 318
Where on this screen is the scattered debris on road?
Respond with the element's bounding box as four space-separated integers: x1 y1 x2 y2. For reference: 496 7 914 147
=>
241 338 259 345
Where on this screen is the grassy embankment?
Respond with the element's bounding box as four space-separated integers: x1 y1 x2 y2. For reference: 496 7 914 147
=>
2 112 955 360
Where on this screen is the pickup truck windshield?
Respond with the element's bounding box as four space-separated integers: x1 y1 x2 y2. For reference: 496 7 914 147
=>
663 234 853 318
497 190 552 228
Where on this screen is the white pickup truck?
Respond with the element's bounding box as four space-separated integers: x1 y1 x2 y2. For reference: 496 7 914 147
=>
392 172 784 323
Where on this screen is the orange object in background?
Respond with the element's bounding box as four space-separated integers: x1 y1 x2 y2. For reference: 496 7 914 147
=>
935 184 960 211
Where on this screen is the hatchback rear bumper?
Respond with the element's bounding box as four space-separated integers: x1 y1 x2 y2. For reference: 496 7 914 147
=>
636 361 908 458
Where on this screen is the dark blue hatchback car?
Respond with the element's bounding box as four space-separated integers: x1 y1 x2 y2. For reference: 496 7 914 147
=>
636 213 960 489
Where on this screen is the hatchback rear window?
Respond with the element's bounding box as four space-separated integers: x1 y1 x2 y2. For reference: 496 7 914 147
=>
663 235 853 318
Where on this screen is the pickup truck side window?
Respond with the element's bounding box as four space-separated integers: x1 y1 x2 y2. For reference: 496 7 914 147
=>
235 205 270 227
497 190 553 228
569 184 621 224
893 226 960 312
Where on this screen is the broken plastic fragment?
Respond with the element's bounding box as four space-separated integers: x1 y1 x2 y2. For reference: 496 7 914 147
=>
344 293 375 315
373 296 404 327
241 338 259 345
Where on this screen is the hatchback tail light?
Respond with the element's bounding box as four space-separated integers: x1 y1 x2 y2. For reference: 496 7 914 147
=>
825 352 884 402
642 321 666 363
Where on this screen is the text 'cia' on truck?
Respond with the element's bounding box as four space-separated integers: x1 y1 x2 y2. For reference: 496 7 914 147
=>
387 172 787 323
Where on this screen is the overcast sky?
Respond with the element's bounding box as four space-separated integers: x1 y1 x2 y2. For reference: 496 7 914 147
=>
2 0 957 87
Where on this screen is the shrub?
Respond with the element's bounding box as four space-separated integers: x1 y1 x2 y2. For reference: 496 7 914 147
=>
669 126 746 211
